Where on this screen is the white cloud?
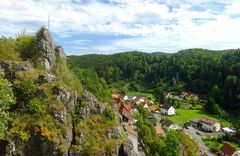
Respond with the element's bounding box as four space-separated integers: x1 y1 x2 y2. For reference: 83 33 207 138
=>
0 0 240 54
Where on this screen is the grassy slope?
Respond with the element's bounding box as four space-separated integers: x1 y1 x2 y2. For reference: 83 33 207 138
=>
166 105 231 127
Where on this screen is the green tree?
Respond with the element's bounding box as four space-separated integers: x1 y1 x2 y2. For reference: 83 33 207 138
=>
154 87 164 104
164 130 180 156
205 97 221 115
0 68 16 139
18 78 39 103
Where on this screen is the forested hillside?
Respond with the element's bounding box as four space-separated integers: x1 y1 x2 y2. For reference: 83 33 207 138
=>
68 49 240 115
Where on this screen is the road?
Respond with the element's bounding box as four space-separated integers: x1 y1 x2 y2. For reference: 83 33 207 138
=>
184 127 216 156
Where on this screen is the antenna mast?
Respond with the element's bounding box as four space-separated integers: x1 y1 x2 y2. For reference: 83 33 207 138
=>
48 14 50 30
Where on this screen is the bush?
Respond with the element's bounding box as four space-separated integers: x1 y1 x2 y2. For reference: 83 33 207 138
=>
27 98 43 114
18 78 39 102
103 108 115 121
16 33 37 59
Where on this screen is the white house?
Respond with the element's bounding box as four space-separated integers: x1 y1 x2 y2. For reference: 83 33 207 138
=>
160 105 176 116
222 127 237 134
199 118 221 132
123 95 137 101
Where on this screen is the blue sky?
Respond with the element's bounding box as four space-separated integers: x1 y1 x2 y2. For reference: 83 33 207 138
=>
0 0 240 55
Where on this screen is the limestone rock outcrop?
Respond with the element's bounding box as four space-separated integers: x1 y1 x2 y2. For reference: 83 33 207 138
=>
36 27 65 71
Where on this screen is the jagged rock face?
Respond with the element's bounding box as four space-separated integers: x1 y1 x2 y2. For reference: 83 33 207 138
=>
0 61 32 80
52 85 77 112
108 127 122 139
79 88 106 119
37 28 56 71
36 28 66 71
38 73 57 84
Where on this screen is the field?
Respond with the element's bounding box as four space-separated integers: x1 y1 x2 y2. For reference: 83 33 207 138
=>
166 105 231 127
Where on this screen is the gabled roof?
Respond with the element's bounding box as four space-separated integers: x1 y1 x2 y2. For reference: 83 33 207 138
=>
163 119 173 127
161 104 172 110
221 143 236 156
149 106 158 112
199 118 218 125
131 98 140 104
123 104 132 112
148 116 157 126
124 125 138 137
155 124 164 135
190 118 200 123
121 108 133 121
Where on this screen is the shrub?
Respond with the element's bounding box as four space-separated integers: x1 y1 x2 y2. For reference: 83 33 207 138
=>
27 98 43 114
103 108 115 121
16 33 37 59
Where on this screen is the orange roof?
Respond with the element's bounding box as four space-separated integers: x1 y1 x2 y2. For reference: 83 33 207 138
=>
149 106 158 112
123 104 131 112
155 124 164 135
124 125 138 137
121 108 133 120
221 143 236 156
199 118 217 125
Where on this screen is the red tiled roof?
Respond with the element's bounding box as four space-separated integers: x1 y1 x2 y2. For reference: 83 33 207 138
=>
124 125 138 137
149 106 158 112
221 143 236 156
155 124 164 135
131 98 140 104
123 104 131 111
121 108 133 120
199 118 217 125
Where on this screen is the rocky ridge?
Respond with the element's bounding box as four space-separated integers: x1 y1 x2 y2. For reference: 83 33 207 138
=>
0 28 134 156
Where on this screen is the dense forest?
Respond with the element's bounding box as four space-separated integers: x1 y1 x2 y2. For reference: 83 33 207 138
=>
68 49 240 115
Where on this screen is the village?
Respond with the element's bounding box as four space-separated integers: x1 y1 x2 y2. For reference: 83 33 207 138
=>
112 91 240 156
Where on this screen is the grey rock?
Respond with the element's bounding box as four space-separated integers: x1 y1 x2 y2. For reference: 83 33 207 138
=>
38 73 57 84
37 28 56 71
54 106 67 124
55 46 66 63
79 88 106 118
79 132 84 144
108 127 121 139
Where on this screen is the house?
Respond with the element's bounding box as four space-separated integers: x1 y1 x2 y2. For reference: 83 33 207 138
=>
123 125 139 155
140 101 149 109
149 106 158 112
136 97 145 104
155 124 165 136
119 104 133 122
199 118 221 132
180 91 188 99
222 127 237 134
164 91 172 98
148 115 157 126
190 118 200 127
163 119 173 128
220 143 240 156
123 95 137 101
180 91 198 101
160 104 176 116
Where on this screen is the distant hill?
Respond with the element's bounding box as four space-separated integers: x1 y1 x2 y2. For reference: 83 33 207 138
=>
68 48 240 116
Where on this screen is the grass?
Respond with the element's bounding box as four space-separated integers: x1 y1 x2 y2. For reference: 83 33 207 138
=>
126 91 154 100
166 105 231 127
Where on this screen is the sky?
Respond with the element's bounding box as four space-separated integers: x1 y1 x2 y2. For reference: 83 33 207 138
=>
0 0 240 55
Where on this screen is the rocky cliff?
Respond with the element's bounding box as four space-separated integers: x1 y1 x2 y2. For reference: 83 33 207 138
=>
0 27 130 156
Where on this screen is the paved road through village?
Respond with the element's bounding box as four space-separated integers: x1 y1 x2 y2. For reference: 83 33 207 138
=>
184 127 216 156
